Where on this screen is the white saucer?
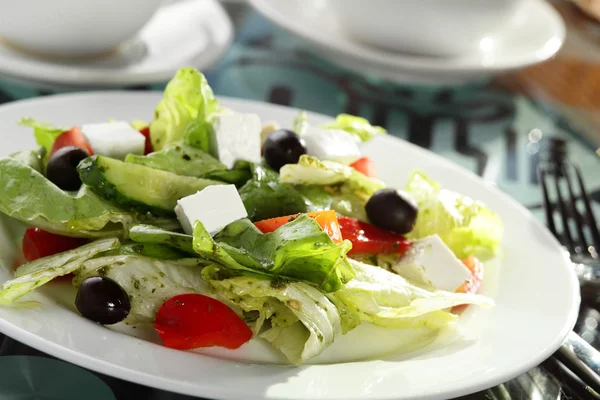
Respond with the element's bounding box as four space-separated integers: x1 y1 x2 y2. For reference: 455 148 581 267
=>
249 0 566 85
0 0 233 88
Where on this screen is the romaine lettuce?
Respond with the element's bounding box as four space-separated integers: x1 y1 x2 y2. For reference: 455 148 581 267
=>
150 68 220 151
0 239 120 304
405 171 503 259
194 217 355 292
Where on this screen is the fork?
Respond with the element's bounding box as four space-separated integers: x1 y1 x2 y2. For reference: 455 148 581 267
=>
537 138 600 394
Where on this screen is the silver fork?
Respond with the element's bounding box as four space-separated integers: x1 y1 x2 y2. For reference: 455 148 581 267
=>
538 141 600 395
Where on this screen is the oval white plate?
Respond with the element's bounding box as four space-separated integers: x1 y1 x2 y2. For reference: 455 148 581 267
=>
249 0 565 85
0 0 233 88
0 92 580 399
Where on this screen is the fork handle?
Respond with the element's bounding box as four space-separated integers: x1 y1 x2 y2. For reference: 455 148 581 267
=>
559 331 600 393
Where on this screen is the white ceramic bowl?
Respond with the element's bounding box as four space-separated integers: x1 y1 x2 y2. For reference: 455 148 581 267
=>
328 0 529 57
0 0 165 57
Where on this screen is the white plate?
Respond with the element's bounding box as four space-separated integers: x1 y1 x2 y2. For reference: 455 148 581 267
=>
0 92 579 400
0 0 233 88
249 0 566 85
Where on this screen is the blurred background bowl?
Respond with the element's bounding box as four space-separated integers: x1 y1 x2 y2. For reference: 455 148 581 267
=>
0 0 164 58
328 0 530 57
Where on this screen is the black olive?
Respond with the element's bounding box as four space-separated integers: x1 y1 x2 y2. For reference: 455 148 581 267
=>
46 146 89 191
365 188 418 235
263 129 307 172
75 276 131 325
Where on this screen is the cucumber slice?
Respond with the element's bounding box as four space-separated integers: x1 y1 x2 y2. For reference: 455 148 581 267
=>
78 155 222 215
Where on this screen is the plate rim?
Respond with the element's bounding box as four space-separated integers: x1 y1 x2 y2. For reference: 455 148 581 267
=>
0 0 233 88
248 0 566 74
0 91 581 400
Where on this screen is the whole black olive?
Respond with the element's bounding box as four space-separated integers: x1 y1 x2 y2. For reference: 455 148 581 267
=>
75 276 131 325
46 146 89 191
263 129 307 171
365 188 418 235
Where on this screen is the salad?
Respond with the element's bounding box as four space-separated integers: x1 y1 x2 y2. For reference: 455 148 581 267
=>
0 67 502 364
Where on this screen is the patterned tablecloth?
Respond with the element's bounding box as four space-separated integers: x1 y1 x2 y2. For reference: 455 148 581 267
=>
0 1 599 399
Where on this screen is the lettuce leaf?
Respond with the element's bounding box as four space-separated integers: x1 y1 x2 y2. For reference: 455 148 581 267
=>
74 255 209 324
238 164 309 221
18 117 66 157
0 239 120 304
150 68 220 151
129 224 195 255
322 114 386 142
193 216 355 292
125 144 226 178
405 171 503 259
331 259 493 329
10 147 45 173
281 155 385 199
280 155 384 221
0 157 178 238
203 265 342 363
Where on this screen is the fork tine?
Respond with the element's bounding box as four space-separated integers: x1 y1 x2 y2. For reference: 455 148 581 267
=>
563 163 585 254
552 164 576 253
538 166 559 239
574 164 600 253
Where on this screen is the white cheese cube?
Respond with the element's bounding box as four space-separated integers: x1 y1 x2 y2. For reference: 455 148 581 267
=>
175 185 248 236
81 121 146 160
302 127 361 165
210 113 262 169
392 235 471 292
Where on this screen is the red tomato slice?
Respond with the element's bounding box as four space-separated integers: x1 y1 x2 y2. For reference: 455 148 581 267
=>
139 127 153 155
338 216 411 254
350 157 377 178
452 256 484 313
50 126 94 157
22 227 88 263
154 294 253 350
254 211 343 244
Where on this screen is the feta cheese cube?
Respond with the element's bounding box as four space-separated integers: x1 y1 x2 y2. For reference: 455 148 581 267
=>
210 113 262 169
175 185 248 236
302 127 361 165
393 235 471 292
81 121 146 160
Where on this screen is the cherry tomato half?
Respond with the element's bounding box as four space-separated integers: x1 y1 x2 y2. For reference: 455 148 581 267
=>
50 126 94 157
22 227 88 262
338 216 412 255
139 127 153 155
154 294 253 351
350 157 377 178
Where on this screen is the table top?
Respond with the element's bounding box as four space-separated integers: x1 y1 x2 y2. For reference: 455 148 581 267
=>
0 1 599 399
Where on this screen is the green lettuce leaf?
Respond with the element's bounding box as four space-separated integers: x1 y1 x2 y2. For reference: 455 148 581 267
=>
0 239 120 304
102 242 189 260
10 147 45 173
331 259 493 329
193 216 355 292
239 164 309 221
150 68 220 151
293 111 309 136
129 224 195 255
0 157 178 238
280 155 384 220
322 114 387 142
405 171 503 259
203 265 342 363
125 144 226 178
74 255 209 324
18 117 67 156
